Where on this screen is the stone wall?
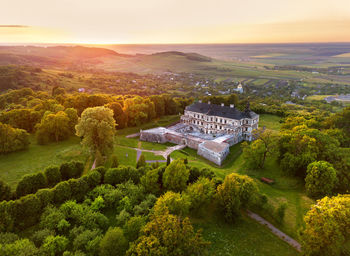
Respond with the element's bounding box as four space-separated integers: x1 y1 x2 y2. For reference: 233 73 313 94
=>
140 131 167 143
197 143 230 166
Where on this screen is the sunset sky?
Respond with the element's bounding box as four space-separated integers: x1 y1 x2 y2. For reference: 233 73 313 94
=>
1 0 350 44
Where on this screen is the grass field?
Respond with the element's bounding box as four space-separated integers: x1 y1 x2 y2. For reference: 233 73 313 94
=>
259 114 282 131
195 214 299 256
0 136 87 188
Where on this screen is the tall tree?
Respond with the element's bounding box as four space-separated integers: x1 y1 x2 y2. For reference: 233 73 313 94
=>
305 161 337 198
301 195 350 256
75 106 116 156
163 159 189 192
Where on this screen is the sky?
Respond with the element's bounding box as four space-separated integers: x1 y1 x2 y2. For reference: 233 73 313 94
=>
1 0 350 44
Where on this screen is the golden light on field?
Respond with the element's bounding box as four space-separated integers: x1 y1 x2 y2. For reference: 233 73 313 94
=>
1 0 350 44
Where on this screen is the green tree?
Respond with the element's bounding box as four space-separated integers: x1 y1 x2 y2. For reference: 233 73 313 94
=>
36 111 71 144
75 106 116 156
140 168 161 195
163 159 189 192
305 161 337 198
0 122 29 154
99 227 128 256
154 191 190 216
136 155 146 169
127 207 209 256
42 235 69 256
301 195 350 256
216 173 259 221
110 154 119 168
242 129 276 169
185 177 215 214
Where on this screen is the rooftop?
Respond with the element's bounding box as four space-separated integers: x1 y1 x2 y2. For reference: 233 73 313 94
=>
185 102 258 120
200 140 229 153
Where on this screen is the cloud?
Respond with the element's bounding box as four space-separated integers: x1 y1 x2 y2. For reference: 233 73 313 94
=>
0 25 30 28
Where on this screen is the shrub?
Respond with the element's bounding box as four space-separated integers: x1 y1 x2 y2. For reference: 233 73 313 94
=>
36 188 54 207
16 172 47 198
276 202 288 223
16 194 42 229
0 179 12 201
83 170 102 189
53 181 72 204
70 178 90 202
44 166 62 187
104 166 140 185
59 161 84 180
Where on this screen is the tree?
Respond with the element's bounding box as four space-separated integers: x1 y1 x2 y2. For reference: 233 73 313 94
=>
185 177 215 214
242 128 276 169
0 179 12 201
42 235 69 256
0 122 29 154
163 159 189 192
110 154 119 168
216 173 259 221
140 168 161 195
105 102 127 129
99 227 128 256
0 238 39 256
305 161 337 198
123 216 146 242
301 195 350 256
75 106 116 156
154 191 190 216
127 207 209 256
36 111 71 144
137 155 146 168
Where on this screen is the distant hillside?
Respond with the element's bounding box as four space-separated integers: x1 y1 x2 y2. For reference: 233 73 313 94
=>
151 51 212 62
0 45 130 67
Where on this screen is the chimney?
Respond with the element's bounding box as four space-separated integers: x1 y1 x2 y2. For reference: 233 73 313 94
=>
198 100 202 103
221 103 224 107
230 104 234 108
208 101 211 104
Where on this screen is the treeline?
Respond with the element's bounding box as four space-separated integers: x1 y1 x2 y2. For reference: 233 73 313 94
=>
0 88 193 153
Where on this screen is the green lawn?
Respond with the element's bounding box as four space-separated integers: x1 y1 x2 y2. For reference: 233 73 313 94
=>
259 114 282 131
195 214 299 256
141 151 165 161
113 146 137 167
0 136 87 188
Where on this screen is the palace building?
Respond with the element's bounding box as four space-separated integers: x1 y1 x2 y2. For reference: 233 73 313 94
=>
140 101 259 165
